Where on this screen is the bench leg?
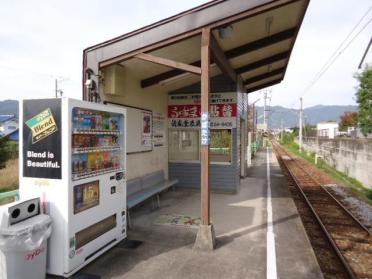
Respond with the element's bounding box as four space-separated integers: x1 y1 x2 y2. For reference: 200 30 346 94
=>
151 197 155 209
157 194 160 208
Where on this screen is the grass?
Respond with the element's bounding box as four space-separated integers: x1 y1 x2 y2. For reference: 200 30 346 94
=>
0 158 19 192
280 138 372 205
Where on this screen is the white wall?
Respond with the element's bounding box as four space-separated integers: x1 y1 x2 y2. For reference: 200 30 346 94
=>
102 66 169 180
317 123 338 139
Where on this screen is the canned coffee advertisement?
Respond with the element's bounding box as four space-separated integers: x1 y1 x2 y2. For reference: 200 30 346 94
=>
23 99 62 179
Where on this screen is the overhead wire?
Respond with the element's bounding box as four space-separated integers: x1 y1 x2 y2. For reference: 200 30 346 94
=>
304 5 372 92
302 16 372 97
287 5 372 109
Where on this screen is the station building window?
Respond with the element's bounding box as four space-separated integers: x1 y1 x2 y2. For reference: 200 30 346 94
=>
169 130 199 161
169 129 232 163
210 129 232 163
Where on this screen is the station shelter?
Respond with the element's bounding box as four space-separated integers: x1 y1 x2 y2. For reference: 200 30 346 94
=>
82 0 309 196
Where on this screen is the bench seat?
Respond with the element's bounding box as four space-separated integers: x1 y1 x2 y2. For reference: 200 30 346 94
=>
126 170 178 228
127 179 178 209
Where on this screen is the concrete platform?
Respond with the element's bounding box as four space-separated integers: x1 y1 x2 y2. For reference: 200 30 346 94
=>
70 148 323 279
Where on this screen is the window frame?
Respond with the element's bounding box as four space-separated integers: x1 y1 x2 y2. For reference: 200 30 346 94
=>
168 128 233 165
168 128 201 163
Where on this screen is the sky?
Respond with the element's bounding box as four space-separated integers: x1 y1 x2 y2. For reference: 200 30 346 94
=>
0 0 371 109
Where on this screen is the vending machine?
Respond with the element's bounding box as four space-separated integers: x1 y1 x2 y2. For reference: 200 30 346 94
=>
19 98 127 277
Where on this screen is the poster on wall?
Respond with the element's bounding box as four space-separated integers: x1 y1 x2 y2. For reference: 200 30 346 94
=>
168 92 237 129
23 99 62 179
141 111 152 147
152 112 165 147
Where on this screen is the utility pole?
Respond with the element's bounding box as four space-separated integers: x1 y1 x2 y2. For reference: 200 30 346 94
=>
55 79 58 98
299 97 303 153
263 90 271 132
263 91 267 132
281 117 283 143
250 98 260 142
358 36 372 69
55 78 64 98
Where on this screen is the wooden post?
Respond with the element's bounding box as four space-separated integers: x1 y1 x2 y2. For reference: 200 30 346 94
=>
200 27 211 226
194 27 215 251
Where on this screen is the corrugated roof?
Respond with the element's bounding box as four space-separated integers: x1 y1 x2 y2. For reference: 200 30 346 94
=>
0 115 15 123
83 0 310 95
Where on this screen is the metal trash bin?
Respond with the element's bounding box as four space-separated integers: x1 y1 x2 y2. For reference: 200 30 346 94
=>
0 198 52 279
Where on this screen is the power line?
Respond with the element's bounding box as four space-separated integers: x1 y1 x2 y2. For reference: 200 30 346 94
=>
303 17 372 96
307 5 372 89
288 7 372 109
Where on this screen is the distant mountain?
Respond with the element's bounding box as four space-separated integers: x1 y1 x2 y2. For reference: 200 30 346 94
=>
255 105 358 129
0 100 19 118
0 99 358 130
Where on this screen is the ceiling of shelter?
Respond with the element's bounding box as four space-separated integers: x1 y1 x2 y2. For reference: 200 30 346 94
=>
120 35 202 79
101 0 308 93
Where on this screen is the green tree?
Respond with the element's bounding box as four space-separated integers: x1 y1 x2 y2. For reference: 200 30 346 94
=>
355 66 372 136
0 137 10 169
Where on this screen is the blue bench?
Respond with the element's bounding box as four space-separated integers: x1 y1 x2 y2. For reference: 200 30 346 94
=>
127 170 178 228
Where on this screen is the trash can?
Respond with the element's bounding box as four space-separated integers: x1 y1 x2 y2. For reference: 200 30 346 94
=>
0 198 52 279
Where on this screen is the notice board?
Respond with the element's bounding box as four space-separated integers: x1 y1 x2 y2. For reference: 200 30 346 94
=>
104 101 152 153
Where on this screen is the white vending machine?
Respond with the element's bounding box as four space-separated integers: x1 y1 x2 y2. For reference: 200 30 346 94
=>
19 98 127 277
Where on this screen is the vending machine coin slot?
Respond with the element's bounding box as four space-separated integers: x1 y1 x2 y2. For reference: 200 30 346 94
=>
115 172 124 181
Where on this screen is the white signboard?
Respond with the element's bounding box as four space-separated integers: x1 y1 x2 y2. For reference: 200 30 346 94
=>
201 112 209 145
153 112 165 147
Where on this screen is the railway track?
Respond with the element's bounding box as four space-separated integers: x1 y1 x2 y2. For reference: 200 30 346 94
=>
272 141 372 279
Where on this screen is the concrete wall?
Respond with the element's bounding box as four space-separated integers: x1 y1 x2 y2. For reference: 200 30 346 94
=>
302 137 372 188
101 66 169 180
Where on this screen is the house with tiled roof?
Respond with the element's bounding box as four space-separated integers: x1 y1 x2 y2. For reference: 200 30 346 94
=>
0 115 19 141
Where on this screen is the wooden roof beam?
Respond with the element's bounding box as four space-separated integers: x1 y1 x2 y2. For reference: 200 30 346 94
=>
210 34 237 82
225 27 296 58
140 28 295 88
134 53 201 75
236 51 289 74
243 67 285 85
246 78 283 93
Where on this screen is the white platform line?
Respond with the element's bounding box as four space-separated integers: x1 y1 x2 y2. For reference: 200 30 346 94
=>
266 147 278 279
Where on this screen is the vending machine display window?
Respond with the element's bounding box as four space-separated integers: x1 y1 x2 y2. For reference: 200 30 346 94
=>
73 180 100 214
71 107 123 181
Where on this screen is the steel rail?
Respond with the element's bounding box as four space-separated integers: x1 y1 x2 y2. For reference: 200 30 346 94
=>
273 141 370 236
272 141 359 279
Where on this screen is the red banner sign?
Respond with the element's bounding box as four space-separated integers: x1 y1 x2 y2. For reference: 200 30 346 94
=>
168 104 237 118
